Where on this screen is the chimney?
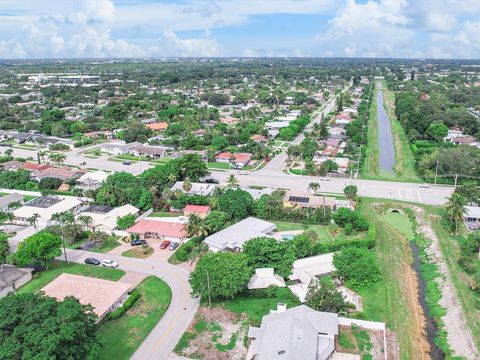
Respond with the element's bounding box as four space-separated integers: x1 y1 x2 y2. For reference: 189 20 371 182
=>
277 303 287 313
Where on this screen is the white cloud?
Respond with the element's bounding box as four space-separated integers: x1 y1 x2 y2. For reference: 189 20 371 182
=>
160 30 220 57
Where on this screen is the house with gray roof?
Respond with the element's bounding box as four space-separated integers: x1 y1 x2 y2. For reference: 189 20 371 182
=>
204 217 276 252
0 265 33 298
0 192 24 211
247 304 339 360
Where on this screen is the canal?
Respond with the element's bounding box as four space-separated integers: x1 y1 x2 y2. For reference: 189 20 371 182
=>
376 82 395 175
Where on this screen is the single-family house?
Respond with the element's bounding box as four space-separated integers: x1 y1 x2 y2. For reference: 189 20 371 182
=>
171 181 217 196
126 219 187 243
283 190 336 209
131 145 167 159
248 268 286 290
183 204 211 219
215 152 252 168
250 134 268 144
100 141 142 155
34 167 84 181
204 217 276 252
247 305 339 360
146 122 169 132
13 196 82 227
76 204 139 233
41 274 131 321
464 205 480 230
76 171 108 190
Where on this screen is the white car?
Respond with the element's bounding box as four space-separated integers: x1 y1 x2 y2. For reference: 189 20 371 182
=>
239 171 248 175
320 177 330 181
419 183 430 188
101 259 119 268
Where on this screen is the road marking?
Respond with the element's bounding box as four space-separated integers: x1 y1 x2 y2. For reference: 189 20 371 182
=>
417 190 422 203
397 189 402 200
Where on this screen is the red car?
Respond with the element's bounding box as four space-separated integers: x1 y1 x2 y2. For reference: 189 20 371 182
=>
160 240 171 249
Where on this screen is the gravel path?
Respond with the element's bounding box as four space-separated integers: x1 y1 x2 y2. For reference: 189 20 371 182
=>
415 209 479 359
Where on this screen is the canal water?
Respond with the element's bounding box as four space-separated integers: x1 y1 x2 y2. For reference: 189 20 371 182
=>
376 82 395 175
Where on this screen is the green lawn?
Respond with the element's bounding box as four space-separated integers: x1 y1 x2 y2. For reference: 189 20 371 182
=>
362 84 379 178
97 276 172 360
208 161 230 170
381 80 419 182
122 246 154 259
273 221 363 243
17 261 125 294
381 213 415 240
214 287 300 325
90 236 122 253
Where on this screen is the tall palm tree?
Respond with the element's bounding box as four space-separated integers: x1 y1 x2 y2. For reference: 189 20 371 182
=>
308 182 320 193
445 193 468 236
52 211 76 263
4 148 13 159
186 214 208 239
226 174 239 187
80 161 87 168
27 213 40 228
37 150 48 164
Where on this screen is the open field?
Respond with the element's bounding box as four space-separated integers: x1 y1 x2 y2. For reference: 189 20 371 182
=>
97 276 172 360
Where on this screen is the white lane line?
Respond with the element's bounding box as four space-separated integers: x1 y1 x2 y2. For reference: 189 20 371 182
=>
417 190 422 203
398 189 402 200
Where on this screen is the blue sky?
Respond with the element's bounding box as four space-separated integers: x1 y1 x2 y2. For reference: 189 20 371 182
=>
0 0 479 59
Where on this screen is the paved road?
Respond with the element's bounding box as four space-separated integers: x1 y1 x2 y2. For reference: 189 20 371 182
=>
66 250 198 360
376 82 395 174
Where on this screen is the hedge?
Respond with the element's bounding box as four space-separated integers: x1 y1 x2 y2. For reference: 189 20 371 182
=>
107 290 140 320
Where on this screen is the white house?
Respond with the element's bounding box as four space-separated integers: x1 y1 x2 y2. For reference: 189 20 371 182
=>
464 205 480 230
171 181 218 196
248 268 286 290
76 204 139 234
100 141 141 155
204 217 276 252
76 171 108 190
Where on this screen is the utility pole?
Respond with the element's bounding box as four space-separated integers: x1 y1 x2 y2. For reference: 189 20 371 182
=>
206 270 212 309
434 160 439 185
454 174 458 189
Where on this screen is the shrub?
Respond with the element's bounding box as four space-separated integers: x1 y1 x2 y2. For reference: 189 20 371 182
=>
175 249 188 262
333 247 381 289
344 223 353 235
333 208 369 231
108 290 140 320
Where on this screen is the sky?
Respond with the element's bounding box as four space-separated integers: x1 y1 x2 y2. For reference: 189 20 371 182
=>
0 0 479 59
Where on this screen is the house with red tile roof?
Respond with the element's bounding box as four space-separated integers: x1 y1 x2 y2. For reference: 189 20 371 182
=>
127 219 188 243
215 152 252 168
184 205 211 219
147 122 169 131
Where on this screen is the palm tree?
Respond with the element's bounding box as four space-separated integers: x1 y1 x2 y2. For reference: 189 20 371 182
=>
186 214 208 239
57 153 66 165
37 150 48 164
445 193 468 236
328 224 340 243
52 211 76 263
27 213 40 229
183 180 192 193
308 182 320 193
77 215 93 232
4 148 13 159
226 174 239 187
80 161 87 168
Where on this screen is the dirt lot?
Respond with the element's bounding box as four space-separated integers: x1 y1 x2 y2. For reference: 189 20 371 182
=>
175 307 249 360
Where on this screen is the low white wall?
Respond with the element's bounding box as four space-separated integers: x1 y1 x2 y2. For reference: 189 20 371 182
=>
339 317 385 331
0 188 41 196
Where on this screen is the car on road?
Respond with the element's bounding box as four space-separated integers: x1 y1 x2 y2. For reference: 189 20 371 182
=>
419 183 430 188
205 178 219 184
84 257 100 265
320 177 330 181
101 259 119 268
238 170 248 175
131 239 147 246
160 240 171 249
123 161 131 165
168 242 179 250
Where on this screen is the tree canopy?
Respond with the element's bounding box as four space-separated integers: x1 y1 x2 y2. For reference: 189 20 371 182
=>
14 231 62 268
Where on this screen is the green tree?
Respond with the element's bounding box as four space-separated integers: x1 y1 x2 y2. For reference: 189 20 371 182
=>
243 237 296 278
190 252 252 300
343 185 358 203
426 122 448 143
217 188 254 220
333 247 380 289
0 234 9 271
204 210 228 234
14 231 62 269
185 214 208 239
226 174 239 187
445 193 468 236
116 213 136 230
305 276 348 313
0 292 100 359
308 182 320 193
173 154 210 182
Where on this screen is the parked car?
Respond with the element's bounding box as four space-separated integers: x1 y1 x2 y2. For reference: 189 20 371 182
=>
320 177 330 181
131 239 147 246
101 259 119 268
160 240 171 249
84 257 100 265
123 161 131 165
205 178 219 184
238 170 248 175
419 183 430 188
168 242 179 250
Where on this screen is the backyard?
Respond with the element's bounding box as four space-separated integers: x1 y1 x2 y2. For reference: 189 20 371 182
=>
273 220 365 243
